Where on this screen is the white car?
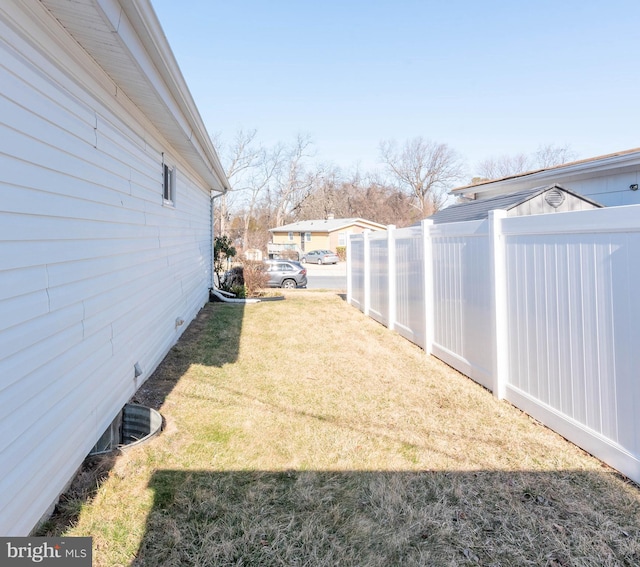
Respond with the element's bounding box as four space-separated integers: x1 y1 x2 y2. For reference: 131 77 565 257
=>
301 249 339 264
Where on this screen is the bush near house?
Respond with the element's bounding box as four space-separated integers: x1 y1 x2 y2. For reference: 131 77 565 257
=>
214 235 237 290
336 246 346 261
242 261 270 296
230 284 247 299
221 261 269 298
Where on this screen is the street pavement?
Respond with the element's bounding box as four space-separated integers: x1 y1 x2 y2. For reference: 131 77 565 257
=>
303 261 347 290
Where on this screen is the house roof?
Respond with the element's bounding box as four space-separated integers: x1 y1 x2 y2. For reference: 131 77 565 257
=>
453 148 640 197
40 0 228 193
428 185 603 224
269 218 387 233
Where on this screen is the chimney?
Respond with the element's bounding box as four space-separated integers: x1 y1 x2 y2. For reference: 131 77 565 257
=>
327 213 335 220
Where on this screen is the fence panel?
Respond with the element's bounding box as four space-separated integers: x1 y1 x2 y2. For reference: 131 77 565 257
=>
348 234 365 312
368 231 389 326
430 221 494 389
502 207 640 482
347 206 640 484
393 226 425 348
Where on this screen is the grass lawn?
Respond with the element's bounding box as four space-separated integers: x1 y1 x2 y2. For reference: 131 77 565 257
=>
41 291 640 566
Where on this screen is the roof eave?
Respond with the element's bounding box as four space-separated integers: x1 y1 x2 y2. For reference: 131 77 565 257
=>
454 148 640 196
117 0 228 192
43 0 228 193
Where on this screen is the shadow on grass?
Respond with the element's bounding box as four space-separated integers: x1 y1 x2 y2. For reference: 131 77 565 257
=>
131 301 246 410
130 468 640 566
37 301 246 536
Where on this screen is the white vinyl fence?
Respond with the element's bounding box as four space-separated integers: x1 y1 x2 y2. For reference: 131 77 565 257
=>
347 206 640 484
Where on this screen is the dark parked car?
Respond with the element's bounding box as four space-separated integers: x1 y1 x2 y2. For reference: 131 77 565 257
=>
265 260 307 289
301 249 339 264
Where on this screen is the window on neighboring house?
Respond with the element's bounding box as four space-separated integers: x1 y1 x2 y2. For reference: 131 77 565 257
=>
163 162 176 205
338 232 346 247
304 232 311 242
288 232 293 241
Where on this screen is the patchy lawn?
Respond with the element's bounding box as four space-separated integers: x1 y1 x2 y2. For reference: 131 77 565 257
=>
41 291 640 566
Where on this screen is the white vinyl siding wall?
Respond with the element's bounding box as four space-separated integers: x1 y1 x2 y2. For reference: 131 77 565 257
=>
0 6 212 535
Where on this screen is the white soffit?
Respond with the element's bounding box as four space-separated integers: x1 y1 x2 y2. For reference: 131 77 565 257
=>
40 0 227 192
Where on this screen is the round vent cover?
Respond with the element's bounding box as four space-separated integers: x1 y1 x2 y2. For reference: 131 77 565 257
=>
544 188 565 208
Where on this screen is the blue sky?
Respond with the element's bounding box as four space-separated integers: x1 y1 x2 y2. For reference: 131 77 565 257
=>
151 0 640 178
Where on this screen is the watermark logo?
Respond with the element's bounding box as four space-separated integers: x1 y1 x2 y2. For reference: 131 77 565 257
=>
0 538 91 566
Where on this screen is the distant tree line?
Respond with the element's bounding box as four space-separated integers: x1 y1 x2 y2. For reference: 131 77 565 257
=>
213 129 575 255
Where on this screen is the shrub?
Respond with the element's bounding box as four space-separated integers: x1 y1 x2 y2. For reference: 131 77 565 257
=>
242 261 270 297
222 266 244 292
336 246 346 261
214 235 237 288
280 250 301 262
230 284 247 299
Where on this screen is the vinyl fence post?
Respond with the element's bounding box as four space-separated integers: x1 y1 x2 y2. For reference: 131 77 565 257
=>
422 219 434 355
489 209 508 399
346 233 352 304
387 225 396 331
363 229 371 317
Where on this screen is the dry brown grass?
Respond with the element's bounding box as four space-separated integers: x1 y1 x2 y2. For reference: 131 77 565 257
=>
43 291 640 566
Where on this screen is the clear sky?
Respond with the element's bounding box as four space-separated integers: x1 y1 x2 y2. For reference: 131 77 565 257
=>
151 0 640 178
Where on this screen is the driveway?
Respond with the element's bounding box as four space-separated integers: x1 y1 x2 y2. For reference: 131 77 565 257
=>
304 260 346 290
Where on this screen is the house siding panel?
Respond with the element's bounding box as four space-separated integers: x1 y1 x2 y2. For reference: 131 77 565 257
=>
0 2 214 535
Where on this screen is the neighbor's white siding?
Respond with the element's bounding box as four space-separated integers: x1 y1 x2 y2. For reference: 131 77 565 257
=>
565 173 640 207
0 3 212 535
468 166 640 207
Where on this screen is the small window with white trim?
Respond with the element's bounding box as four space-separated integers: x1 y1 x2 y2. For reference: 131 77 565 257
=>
163 162 176 205
288 231 293 241
304 232 311 242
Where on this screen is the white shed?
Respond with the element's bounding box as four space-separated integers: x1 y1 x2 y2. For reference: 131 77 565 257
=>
429 185 602 224
0 0 228 535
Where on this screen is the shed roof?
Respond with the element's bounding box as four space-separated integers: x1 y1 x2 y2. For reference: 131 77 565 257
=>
270 218 387 233
428 185 602 224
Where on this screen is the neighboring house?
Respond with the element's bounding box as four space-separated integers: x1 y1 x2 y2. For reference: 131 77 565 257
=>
453 148 640 207
269 217 387 257
0 0 228 535
429 185 602 224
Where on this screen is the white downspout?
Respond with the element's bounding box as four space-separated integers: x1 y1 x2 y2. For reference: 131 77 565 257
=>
209 188 260 304
210 188 227 290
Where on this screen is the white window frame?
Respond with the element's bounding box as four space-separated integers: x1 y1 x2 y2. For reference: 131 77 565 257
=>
304 232 311 242
288 231 294 241
163 159 176 206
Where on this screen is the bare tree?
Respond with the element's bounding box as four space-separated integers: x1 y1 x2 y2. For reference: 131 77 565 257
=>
534 143 577 169
269 134 317 227
240 144 280 251
475 144 578 182
216 129 262 236
475 153 532 181
379 137 464 216
295 165 344 221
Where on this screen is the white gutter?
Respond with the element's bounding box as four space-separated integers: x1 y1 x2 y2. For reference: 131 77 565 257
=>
454 148 640 197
